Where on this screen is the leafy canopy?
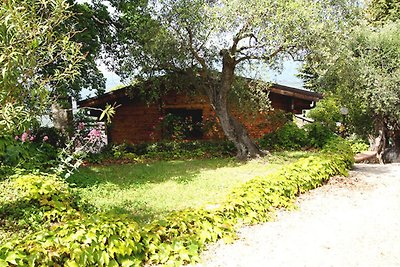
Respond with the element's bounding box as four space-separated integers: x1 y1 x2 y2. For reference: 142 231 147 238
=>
301 1 400 139
53 0 114 100
111 0 353 83
366 0 400 23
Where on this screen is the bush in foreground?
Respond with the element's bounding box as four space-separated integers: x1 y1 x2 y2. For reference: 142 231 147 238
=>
0 138 353 266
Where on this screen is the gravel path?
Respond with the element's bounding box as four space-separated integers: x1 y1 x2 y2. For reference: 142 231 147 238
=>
194 164 400 267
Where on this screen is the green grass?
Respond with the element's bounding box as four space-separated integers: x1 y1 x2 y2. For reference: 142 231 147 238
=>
68 151 315 223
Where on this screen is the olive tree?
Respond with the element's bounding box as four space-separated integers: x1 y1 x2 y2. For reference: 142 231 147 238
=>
109 0 354 159
301 0 400 162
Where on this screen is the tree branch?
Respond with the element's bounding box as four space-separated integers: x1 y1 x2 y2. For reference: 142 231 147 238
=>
235 45 287 65
231 21 255 55
186 27 208 71
236 42 268 53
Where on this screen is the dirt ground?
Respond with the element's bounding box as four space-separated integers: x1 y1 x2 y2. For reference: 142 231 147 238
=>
194 164 400 267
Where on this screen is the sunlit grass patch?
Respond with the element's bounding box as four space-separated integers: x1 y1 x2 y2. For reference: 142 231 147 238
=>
68 151 315 223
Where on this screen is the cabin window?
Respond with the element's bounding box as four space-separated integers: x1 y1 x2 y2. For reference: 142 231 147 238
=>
164 108 203 139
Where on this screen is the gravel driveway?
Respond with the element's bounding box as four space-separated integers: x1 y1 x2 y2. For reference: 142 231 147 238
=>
194 164 400 267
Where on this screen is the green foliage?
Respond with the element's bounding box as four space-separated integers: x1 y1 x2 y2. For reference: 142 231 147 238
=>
304 122 335 148
0 104 38 135
135 141 236 160
258 122 335 151
0 214 142 267
88 140 237 164
302 2 400 146
0 174 79 242
0 139 353 266
0 0 83 128
53 0 113 99
258 122 307 151
31 127 66 148
110 0 353 79
158 113 202 141
308 96 342 132
366 0 400 23
347 138 370 154
0 135 58 172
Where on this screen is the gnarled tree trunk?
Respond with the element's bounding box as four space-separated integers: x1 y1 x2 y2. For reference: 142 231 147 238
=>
370 116 400 163
204 51 264 160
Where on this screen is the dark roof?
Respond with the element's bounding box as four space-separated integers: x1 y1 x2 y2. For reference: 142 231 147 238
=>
79 87 131 108
269 83 323 102
78 82 322 108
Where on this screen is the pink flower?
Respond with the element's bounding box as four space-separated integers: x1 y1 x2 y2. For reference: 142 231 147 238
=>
87 129 102 142
21 132 28 142
78 122 85 131
43 136 49 142
29 136 35 141
15 136 19 140
89 129 101 137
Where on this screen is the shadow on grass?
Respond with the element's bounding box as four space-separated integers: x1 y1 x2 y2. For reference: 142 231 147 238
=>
67 158 241 189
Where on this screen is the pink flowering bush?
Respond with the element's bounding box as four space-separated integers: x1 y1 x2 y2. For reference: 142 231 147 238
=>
15 132 34 143
1 130 58 173
73 122 107 154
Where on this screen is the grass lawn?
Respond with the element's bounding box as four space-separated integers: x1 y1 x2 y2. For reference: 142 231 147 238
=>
68 151 314 223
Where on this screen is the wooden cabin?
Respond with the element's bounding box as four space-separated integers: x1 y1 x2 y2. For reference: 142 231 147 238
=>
78 83 322 144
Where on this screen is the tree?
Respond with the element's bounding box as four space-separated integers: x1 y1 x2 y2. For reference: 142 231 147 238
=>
0 0 83 134
301 2 400 162
109 0 353 159
47 0 114 101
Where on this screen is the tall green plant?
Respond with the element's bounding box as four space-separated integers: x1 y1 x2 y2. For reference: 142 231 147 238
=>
0 0 83 134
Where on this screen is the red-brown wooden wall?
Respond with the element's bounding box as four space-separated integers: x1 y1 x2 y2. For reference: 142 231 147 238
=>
106 91 307 144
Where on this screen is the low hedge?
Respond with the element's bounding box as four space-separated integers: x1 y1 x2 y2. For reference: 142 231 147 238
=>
0 138 354 267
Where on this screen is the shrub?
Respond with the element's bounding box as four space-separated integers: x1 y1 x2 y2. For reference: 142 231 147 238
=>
0 135 58 172
258 121 336 151
32 127 66 148
347 138 370 154
307 96 342 132
88 140 237 163
304 122 335 148
258 122 308 151
128 140 236 159
0 138 353 266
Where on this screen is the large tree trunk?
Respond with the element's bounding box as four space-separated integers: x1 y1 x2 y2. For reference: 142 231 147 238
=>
204 50 264 160
370 117 400 163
